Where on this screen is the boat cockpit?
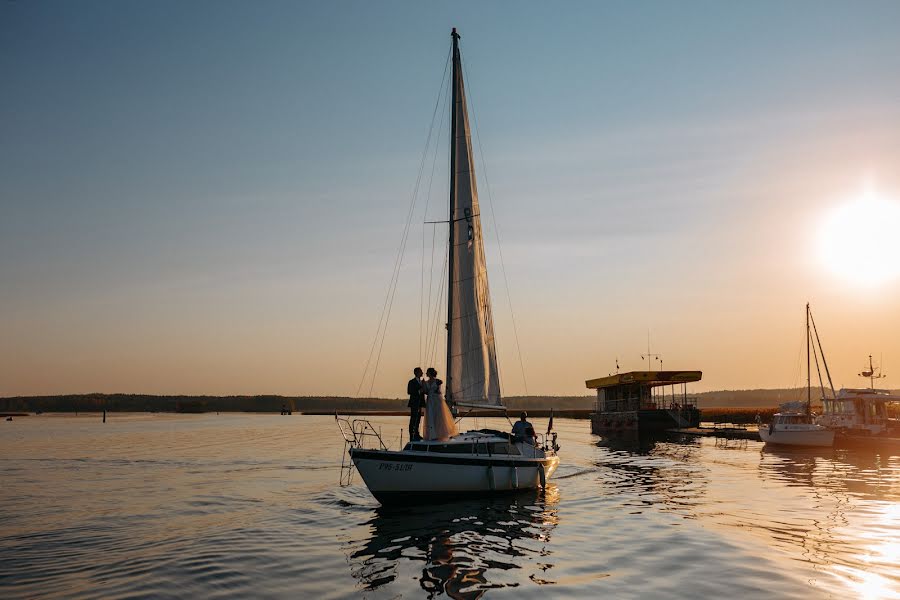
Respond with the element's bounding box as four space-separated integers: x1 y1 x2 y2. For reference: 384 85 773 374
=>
402 429 553 458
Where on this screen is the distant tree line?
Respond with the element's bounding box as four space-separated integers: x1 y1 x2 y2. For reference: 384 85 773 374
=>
0 394 597 413
0 394 407 414
2 388 897 414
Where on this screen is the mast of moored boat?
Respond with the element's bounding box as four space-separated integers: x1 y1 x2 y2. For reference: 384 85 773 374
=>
806 303 811 417
446 27 460 404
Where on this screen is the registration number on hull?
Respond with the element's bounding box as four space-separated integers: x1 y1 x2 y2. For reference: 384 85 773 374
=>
378 462 413 472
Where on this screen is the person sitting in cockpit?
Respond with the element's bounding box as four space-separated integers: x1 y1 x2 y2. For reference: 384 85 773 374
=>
511 411 536 446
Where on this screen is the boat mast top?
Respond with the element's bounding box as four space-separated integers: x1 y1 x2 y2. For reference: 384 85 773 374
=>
446 27 460 401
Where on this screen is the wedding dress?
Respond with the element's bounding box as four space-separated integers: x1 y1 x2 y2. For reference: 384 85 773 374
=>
422 378 459 441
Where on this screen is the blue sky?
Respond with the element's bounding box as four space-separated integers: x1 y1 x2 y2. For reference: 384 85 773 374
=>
2 1 900 396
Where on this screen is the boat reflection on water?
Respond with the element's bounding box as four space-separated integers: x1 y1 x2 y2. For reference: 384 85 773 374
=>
592 432 709 519
758 445 837 489
758 445 900 598
346 487 560 599
594 430 660 455
759 444 900 499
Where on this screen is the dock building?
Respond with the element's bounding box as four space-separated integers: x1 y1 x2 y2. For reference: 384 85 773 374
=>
586 371 702 434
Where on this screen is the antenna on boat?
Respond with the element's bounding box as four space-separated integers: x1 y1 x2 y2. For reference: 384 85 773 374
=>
641 330 662 371
640 354 663 371
859 354 885 389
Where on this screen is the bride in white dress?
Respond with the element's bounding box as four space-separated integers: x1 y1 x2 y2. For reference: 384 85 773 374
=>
422 368 459 441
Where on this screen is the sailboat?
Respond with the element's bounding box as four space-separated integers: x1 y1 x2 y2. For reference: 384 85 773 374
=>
759 304 834 447
338 29 560 505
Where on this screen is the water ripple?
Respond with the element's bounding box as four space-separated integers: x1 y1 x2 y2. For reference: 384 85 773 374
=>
1 415 899 598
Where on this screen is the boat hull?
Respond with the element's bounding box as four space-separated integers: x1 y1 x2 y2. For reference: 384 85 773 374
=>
759 427 834 447
834 432 900 450
350 448 559 505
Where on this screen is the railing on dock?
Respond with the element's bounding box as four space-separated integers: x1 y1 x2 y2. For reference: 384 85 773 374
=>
699 421 748 432
593 396 700 413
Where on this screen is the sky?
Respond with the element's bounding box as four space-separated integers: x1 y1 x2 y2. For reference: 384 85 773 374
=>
2 1 900 398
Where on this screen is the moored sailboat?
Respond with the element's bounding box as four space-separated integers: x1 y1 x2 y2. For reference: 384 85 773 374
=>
759 304 834 447
338 29 560 505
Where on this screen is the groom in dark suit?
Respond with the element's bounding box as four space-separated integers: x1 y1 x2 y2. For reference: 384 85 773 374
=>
407 367 425 441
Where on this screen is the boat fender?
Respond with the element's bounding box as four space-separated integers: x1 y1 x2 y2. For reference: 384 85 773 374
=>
538 463 546 489
512 466 518 489
487 464 495 491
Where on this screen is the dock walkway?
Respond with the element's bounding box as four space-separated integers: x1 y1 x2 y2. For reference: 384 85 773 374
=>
668 425 761 441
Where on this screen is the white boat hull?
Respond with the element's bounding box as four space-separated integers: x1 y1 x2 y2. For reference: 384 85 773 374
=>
759 426 834 447
350 448 559 505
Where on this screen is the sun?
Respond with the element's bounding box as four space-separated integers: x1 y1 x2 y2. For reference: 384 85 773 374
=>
819 183 900 286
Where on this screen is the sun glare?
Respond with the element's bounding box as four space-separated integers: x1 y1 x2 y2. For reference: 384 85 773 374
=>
819 183 900 286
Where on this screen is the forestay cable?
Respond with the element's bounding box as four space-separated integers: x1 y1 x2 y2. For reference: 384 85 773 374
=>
356 49 451 397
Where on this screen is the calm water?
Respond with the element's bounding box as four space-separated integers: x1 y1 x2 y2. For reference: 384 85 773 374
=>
1 414 899 599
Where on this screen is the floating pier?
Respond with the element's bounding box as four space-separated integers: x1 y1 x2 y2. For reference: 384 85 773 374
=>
668 425 761 441
586 371 702 434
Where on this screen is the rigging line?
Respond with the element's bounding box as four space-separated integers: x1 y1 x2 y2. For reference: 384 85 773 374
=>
419 227 423 364
789 316 804 400
424 238 444 362
358 49 451 398
426 245 450 368
421 60 451 365
423 236 446 368
429 259 449 370
369 127 437 398
424 260 443 366
420 53 451 363
461 56 526 396
361 142 426 397
808 311 837 400
811 333 828 409
425 222 438 364
374 48 450 390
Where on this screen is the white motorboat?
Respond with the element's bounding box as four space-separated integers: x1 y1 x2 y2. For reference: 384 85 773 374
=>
760 305 835 448
759 407 834 447
338 29 560 505
817 356 900 436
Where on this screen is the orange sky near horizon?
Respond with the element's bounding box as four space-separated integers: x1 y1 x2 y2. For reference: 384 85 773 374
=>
5 174 899 399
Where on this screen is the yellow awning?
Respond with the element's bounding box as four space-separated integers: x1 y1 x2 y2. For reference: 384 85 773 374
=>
585 370 702 390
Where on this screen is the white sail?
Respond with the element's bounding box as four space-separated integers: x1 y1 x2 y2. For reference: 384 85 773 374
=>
446 31 502 408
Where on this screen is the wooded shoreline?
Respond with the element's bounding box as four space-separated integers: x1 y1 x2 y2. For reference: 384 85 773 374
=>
3 389 897 424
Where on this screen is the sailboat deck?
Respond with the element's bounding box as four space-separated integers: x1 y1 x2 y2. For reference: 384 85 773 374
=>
402 430 547 458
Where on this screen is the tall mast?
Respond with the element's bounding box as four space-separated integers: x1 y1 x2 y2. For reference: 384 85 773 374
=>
806 303 811 416
446 27 460 401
